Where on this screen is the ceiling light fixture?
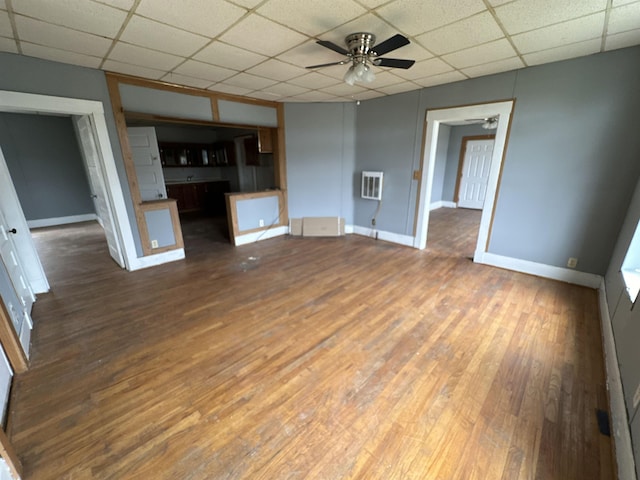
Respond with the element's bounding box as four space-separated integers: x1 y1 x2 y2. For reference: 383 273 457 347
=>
482 117 499 129
344 57 375 85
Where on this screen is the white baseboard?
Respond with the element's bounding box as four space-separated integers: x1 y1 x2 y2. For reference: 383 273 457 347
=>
476 251 603 288
128 248 185 271
27 213 97 229
430 201 457 210
352 225 415 247
598 281 637 480
235 226 288 246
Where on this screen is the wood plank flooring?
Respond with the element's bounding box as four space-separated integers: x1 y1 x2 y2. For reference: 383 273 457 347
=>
8 208 613 479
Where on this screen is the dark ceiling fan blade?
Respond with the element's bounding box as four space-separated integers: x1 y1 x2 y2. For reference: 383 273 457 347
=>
306 60 349 69
375 58 415 69
316 40 349 55
372 34 410 56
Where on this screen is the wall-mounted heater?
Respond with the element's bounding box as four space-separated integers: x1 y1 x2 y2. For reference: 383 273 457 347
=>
361 171 383 200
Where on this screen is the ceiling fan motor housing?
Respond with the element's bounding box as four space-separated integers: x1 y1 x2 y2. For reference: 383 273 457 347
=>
345 32 376 61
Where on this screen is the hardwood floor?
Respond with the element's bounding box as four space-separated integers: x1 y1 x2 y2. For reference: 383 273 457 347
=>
9 209 612 479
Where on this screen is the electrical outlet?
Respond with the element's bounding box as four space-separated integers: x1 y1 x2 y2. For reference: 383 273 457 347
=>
259 219 265 227
567 257 578 268
634 383 640 410
151 239 159 249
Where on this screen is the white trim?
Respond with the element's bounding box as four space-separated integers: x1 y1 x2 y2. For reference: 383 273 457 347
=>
352 225 414 247
344 224 354 234
415 101 514 256
476 251 602 288
430 201 457 210
598 281 637 480
27 214 97 229
234 226 288 246
0 90 138 272
128 248 185 270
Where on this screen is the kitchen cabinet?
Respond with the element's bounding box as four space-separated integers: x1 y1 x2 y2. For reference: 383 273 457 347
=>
257 128 274 153
159 142 232 167
166 181 230 215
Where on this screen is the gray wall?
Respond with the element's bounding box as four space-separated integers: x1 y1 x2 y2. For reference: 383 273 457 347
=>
351 46 640 275
0 112 94 221
430 125 450 203
442 124 495 202
0 52 142 256
285 102 355 222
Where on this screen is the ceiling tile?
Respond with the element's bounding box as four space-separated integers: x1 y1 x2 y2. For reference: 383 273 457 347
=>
461 56 524 77
349 90 386 101
522 38 601 65
257 0 366 36
320 13 395 46
442 38 517 68
15 15 112 57
173 59 237 82
288 72 341 89
495 0 608 35
278 40 343 69
376 0 487 36
12 0 127 37
93 0 135 9
511 12 605 53
393 57 453 80
193 41 267 70
365 70 406 87
487 0 513 5
608 3 640 34
287 91 346 102
605 28 640 50
21 41 102 68
219 14 308 56
250 91 285 101
103 59 166 79
612 0 640 5
224 72 279 89
160 72 214 89
358 0 391 7
415 12 504 55
0 10 11 37
246 59 307 81
375 82 421 95
262 82 310 96
108 43 184 71
120 15 210 57
0 37 18 54
227 0 263 7
413 71 467 87
136 0 246 38
320 83 369 96
208 83 253 96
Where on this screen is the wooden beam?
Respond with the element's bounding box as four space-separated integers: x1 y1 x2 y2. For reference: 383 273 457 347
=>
0 427 22 479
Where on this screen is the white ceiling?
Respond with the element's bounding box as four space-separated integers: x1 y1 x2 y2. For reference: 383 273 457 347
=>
1 0 639 103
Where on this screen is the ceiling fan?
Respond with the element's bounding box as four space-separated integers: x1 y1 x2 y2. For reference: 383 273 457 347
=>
306 32 416 86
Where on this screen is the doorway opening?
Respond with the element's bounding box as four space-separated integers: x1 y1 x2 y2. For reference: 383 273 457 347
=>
0 90 139 299
125 118 277 253
414 100 514 263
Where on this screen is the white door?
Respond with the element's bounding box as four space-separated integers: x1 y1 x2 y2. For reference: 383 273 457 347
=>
128 127 166 201
457 139 494 210
74 116 125 268
0 147 49 295
0 210 34 314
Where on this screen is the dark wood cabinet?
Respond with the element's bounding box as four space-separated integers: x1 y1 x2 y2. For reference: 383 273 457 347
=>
166 181 230 214
160 141 236 167
257 128 274 153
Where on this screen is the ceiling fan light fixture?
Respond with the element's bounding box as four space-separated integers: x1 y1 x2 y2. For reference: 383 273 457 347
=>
362 65 376 83
344 65 357 86
482 117 499 129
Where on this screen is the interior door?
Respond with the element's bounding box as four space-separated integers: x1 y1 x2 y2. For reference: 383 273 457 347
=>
128 127 166 202
74 116 125 268
0 209 34 314
457 139 494 210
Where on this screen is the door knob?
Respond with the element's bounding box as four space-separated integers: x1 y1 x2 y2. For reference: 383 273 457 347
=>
7 228 16 234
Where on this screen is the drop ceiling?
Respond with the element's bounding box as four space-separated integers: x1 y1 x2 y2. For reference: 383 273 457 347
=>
1 0 639 103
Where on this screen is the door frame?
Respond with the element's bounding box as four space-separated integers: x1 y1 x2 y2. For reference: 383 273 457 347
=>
454 134 496 204
0 90 137 272
414 100 514 262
